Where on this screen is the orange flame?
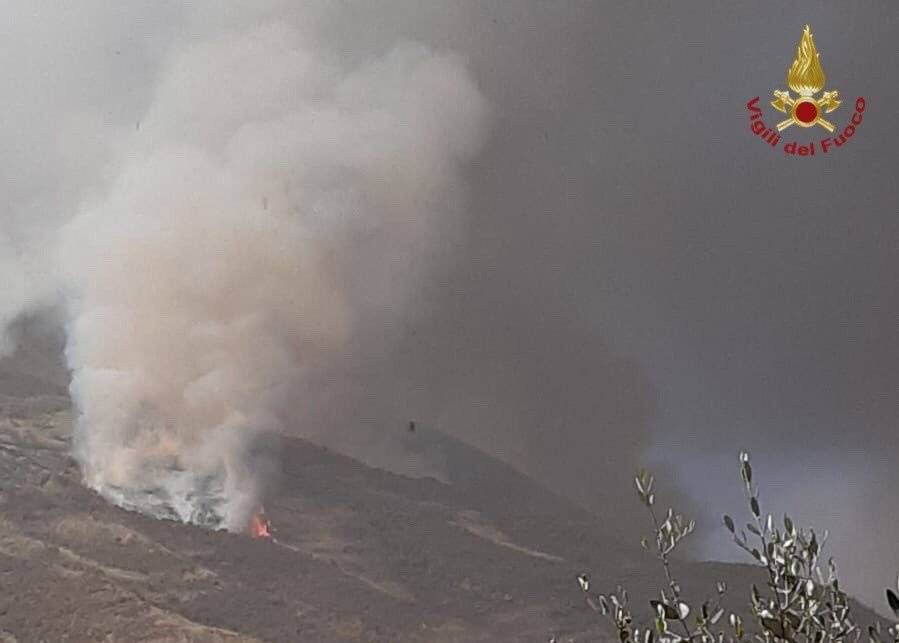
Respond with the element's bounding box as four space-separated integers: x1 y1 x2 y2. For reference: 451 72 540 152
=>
250 509 272 539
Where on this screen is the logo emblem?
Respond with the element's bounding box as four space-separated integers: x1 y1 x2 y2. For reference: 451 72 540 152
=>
770 25 840 132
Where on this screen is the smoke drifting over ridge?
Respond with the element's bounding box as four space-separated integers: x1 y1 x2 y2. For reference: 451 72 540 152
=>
3 2 897 614
50 19 488 528
0 2 712 539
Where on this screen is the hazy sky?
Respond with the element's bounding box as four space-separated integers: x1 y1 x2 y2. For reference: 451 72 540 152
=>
302 1 899 609
1 0 897 612
310 1 899 600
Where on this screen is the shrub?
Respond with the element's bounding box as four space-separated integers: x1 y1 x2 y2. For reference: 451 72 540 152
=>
571 451 899 643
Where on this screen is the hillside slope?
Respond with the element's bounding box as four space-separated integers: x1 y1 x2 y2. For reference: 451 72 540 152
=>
0 335 882 641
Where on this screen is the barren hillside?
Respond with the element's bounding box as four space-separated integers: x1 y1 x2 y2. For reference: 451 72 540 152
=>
0 335 880 641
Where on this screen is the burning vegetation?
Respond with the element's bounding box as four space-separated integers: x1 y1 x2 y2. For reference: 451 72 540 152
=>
249 509 272 540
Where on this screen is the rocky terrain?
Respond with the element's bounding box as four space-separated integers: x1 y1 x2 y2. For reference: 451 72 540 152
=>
0 331 880 641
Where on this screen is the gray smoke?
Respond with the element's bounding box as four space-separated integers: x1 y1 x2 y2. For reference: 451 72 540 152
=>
3 1 897 616
0 7 488 530
0 1 707 542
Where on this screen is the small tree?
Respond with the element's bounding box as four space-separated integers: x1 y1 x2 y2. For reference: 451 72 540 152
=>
571 451 899 643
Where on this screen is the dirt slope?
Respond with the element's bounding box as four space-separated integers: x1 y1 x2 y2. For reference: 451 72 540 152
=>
0 334 881 641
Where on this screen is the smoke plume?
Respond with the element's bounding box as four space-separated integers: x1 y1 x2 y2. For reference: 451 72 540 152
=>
10 8 893 619
55 20 488 529
0 3 662 542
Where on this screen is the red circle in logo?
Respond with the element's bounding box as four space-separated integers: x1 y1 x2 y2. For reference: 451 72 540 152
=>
794 101 818 123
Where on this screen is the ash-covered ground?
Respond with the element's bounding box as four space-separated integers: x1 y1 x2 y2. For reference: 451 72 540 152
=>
0 333 878 642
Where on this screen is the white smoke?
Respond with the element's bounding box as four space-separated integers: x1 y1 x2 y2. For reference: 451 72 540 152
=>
52 19 488 530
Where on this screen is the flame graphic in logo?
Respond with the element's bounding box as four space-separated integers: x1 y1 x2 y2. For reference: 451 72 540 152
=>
771 25 841 132
787 25 826 96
